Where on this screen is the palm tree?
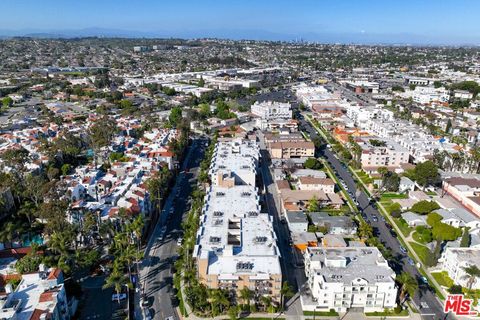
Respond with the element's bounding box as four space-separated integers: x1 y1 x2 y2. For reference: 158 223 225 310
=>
396 272 418 304
103 264 131 304
280 281 294 310
0 221 20 248
49 230 72 256
239 287 253 309
358 221 373 240
207 289 229 316
461 265 480 290
215 290 230 314
261 295 273 313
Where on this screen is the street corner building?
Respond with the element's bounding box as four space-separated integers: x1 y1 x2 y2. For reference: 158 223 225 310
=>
192 138 283 303
301 247 398 313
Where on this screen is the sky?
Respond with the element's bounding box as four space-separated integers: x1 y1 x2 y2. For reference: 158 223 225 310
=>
1 0 479 44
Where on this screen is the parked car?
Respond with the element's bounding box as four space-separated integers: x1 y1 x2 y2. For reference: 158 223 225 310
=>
176 237 183 246
420 276 428 284
399 246 407 254
407 258 415 266
112 293 127 301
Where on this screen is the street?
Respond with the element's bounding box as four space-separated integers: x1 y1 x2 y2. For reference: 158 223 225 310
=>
298 114 453 320
137 137 207 320
257 131 306 316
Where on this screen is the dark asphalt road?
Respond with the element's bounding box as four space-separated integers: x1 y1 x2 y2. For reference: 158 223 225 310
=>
138 138 207 320
298 114 453 320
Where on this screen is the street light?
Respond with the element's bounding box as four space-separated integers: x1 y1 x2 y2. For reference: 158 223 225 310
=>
313 306 320 320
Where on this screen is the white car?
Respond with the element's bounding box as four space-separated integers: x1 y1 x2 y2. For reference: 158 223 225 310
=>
177 237 183 245
111 293 127 301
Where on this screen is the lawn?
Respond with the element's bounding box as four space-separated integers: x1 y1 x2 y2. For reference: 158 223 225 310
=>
412 231 429 244
365 308 409 317
409 242 431 265
355 170 374 185
303 310 339 316
393 217 413 237
431 271 454 288
380 193 409 201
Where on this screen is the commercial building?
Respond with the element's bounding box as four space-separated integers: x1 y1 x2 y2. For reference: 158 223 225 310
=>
251 101 292 120
341 80 379 94
412 87 450 104
302 247 397 312
194 139 282 303
442 177 480 218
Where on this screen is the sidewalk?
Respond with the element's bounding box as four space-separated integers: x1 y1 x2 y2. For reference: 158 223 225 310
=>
349 166 448 301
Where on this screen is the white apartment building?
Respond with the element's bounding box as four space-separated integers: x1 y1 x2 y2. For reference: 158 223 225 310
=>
194 139 282 302
296 177 335 193
441 248 480 290
302 247 397 313
251 101 292 120
209 139 259 186
294 85 341 109
345 105 394 125
412 86 450 104
0 268 70 320
345 106 459 164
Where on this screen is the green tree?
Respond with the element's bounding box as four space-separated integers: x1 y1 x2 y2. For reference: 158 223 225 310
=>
103 263 131 304
87 116 117 165
358 221 373 240
377 166 389 177
427 212 443 227
198 103 211 118
461 265 480 290
61 163 72 176
239 287 253 307
445 119 452 133
169 106 183 126
460 229 470 247
2 96 13 108
280 281 294 310
0 221 24 248
228 305 238 320
382 171 400 192
425 239 442 267
389 202 402 218
413 161 439 188
396 272 418 304
261 295 273 313
448 284 463 294
411 200 440 215
198 76 205 87
432 222 462 241
15 247 43 274
307 196 321 212
304 157 322 170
